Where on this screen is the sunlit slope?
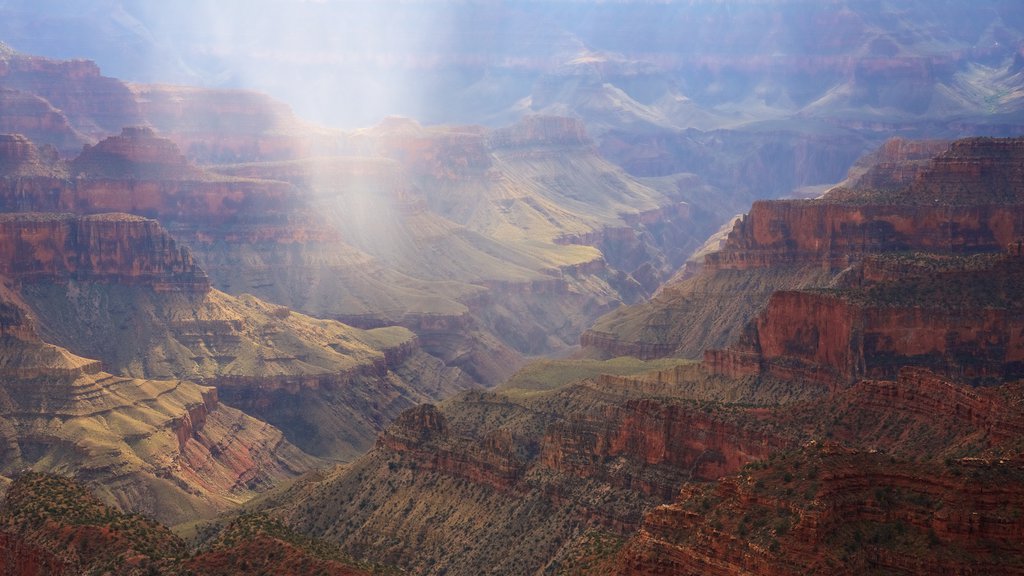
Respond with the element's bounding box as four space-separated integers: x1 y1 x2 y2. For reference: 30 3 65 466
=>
0 210 472 461
584 136 1024 361
0 288 316 526
20 282 474 461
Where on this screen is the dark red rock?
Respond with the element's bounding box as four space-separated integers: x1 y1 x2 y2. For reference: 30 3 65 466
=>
0 213 209 291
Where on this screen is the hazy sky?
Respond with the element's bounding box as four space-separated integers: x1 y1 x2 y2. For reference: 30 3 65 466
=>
2 1 1022 127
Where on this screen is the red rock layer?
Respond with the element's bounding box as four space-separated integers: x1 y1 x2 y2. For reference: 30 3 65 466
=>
0 531 68 576
377 404 527 491
705 201 1024 271
706 252 1024 387
842 137 951 191
0 90 86 152
0 213 208 291
0 134 39 173
614 448 1024 576
706 138 1024 272
827 367 1024 452
130 83 319 163
71 126 198 179
0 54 141 141
539 399 784 499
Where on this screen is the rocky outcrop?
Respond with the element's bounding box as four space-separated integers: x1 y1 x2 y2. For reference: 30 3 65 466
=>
0 134 41 176
823 367 1024 453
539 398 784 499
706 252 1024 387
489 115 591 150
0 52 141 142
0 90 87 153
0 213 208 291
704 201 1024 271
130 83 323 163
376 121 492 181
613 445 1024 576
585 137 1024 361
71 126 199 179
842 137 951 191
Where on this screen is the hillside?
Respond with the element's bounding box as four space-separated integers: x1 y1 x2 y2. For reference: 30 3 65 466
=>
0 211 473 462
584 136 1024 360
0 55 713 383
256 137 1024 574
0 472 370 575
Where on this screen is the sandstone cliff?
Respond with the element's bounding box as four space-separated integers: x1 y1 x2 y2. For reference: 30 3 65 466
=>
267 358 791 575
0 212 208 291
0 210 473 461
706 252 1024 387
0 284 316 526
585 136 1024 360
614 443 1024 575
0 50 141 146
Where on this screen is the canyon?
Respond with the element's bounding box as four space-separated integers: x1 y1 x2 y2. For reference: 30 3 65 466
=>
247 137 1024 575
2 4 1024 572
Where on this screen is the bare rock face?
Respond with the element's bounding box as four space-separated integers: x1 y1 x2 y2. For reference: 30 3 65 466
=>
0 288 316 526
0 209 471 461
0 134 39 174
614 443 1024 575
71 126 199 180
0 90 88 153
0 213 208 291
0 52 141 145
841 137 951 191
538 398 783 499
706 252 1024 387
489 115 592 150
130 83 323 163
585 136 1024 360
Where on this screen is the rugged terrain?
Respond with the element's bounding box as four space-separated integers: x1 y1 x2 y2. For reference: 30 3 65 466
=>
0 472 370 575
0 47 714 383
585 136 1024 361
247 138 1024 575
3 7 1024 571
0 243 315 525
0 209 473 463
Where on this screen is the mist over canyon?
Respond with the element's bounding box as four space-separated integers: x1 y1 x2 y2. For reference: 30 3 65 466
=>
1 1 1024 574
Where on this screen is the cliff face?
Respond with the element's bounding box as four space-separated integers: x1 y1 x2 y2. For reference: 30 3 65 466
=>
585 136 1024 361
0 134 41 176
71 126 199 179
707 252 1024 387
0 52 140 145
0 128 295 224
0 318 317 526
614 447 1024 576
704 201 1024 271
0 213 208 291
130 83 324 163
539 398 783 499
0 90 87 153
0 207 470 510
268 363 798 575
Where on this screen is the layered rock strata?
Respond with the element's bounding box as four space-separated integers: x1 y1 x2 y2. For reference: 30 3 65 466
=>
0 211 473 461
584 137 1024 361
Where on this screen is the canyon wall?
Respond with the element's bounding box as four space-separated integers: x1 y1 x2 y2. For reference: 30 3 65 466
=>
0 212 208 291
